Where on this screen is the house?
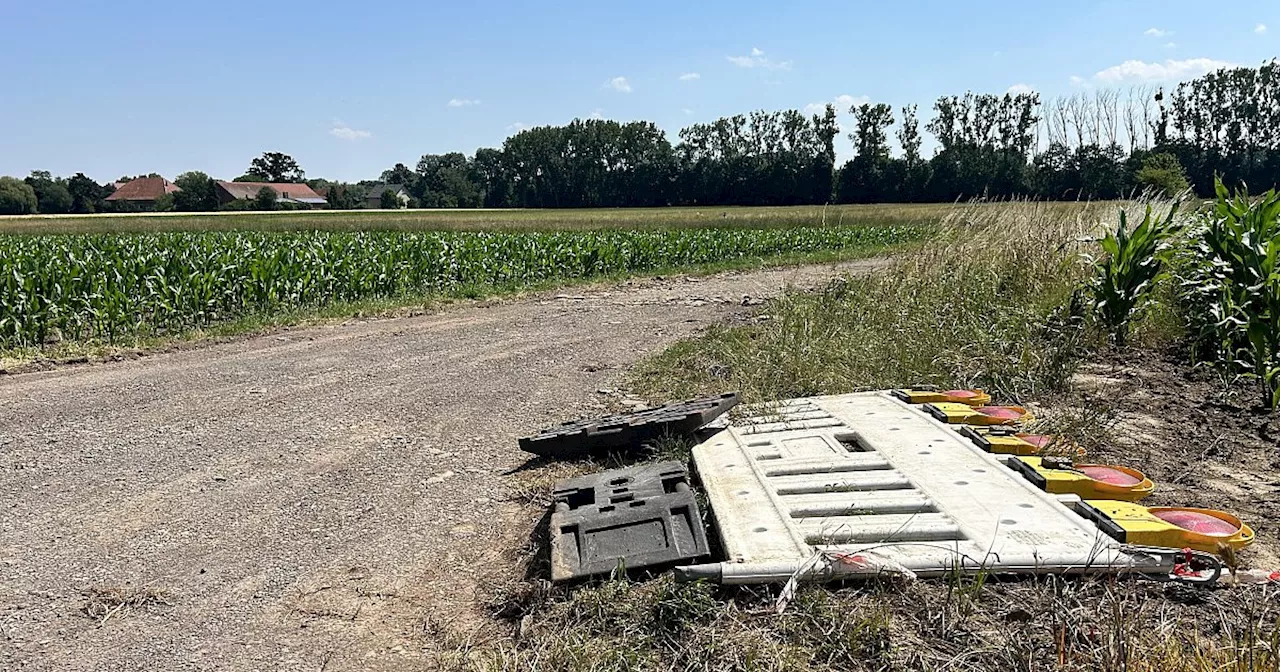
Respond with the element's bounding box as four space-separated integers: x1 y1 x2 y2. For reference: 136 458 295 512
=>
104 176 181 209
214 181 327 208
362 183 411 209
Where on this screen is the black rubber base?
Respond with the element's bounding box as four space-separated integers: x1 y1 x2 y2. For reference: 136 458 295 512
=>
550 461 711 582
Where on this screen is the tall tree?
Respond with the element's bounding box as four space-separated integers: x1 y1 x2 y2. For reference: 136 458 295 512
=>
65 173 109 214
324 183 359 210
472 147 511 207
172 171 219 211
245 152 305 182
838 103 895 203
380 163 415 187
379 189 400 209
253 186 278 211
897 105 922 167
0 177 38 215
24 171 73 214
850 103 895 161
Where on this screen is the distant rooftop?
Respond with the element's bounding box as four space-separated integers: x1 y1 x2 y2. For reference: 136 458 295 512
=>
105 176 181 201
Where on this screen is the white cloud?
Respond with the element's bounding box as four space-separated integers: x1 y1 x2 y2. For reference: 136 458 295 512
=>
1144 27 1170 37
1257 23 1268 34
506 122 527 133
835 94 871 109
589 108 605 120
682 108 694 115
1092 57 1235 83
993 50 1002 57
1165 41 1177 48
727 47 792 71
329 124 371 141
804 94 871 116
606 76 632 93
678 72 701 81
1069 75 1086 86
1006 83 1035 95
447 98 480 107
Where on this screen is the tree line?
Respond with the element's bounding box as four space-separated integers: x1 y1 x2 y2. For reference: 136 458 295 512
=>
2 60 1277 215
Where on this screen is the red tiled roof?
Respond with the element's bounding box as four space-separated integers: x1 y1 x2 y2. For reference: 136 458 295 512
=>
105 176 181 201
215 181 324 202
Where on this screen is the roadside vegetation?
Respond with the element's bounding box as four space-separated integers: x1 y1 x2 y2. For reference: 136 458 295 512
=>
0 222 928 354
477 189 1280 672
635 185 1278 410
633 199 1111 403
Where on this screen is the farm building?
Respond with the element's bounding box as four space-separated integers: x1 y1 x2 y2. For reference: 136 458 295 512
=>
214 181 328 208
362 183 411 209
104 176 181 209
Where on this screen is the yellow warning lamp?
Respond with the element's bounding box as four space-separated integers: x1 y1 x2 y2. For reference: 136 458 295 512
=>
925 403 1033 426
1079 500 1255 555
891 388 992 406
1008 456 1154 501
959 427 1087 457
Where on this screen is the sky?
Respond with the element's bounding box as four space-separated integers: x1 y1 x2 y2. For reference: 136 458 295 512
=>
1 1 1276 183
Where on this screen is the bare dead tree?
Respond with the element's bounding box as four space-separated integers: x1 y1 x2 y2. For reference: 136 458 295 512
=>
1064 95 1087 148
1096 89 1119 147
1139 86 1156 149
1122 88 1140 152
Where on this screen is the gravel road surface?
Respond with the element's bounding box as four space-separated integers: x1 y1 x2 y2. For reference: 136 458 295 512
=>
0 261 877 671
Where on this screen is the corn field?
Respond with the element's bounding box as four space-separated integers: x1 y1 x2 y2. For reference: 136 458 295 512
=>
0 225 925 349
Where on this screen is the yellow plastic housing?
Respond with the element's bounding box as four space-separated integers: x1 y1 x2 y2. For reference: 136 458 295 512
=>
892 388 992 406
1082 500 1255 555
925 403 1033 426
1010 456 1154 501
960 427 1087 457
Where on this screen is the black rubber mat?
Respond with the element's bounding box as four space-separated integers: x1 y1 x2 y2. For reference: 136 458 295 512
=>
520 393 738 458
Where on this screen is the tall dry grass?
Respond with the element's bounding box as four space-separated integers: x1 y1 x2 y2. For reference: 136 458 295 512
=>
634 199 1179 404
440 574 1279 672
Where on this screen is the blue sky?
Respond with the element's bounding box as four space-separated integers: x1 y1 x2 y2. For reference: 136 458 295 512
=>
1 1 1275 183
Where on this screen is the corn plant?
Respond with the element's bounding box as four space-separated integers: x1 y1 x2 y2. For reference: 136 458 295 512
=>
1089 204 1181 345
0 224 927 350
1183 181 1280 409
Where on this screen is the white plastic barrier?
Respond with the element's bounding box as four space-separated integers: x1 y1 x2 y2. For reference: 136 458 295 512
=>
681 393 1173 584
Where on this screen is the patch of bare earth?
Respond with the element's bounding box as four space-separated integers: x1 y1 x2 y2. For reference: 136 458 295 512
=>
1062 349 1280 569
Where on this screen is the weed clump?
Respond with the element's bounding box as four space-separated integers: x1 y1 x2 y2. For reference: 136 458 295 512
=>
80 585 174 625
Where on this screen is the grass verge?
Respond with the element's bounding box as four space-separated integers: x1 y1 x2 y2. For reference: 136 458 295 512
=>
630 200 1138 403
448 575 1279 672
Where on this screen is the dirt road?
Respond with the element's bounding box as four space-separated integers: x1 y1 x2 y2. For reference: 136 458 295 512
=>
0 261 874 671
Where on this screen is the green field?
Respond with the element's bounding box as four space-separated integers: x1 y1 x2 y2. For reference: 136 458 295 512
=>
0 203 959 235
0 220 931 352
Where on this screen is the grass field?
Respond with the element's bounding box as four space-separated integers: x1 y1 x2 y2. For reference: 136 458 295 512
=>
0 203 969 235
